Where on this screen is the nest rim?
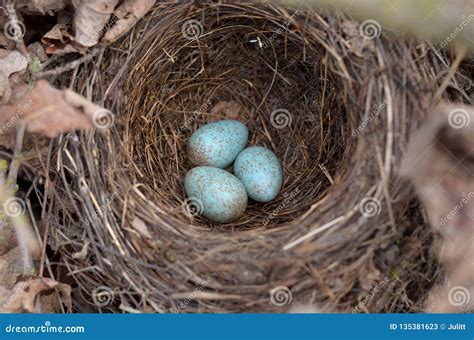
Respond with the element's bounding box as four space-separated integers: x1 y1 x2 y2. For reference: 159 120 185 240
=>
38 2 457 313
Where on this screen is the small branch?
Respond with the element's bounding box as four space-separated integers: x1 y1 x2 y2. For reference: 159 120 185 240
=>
38 48 102 78
6 123 25 191
0 123 39 274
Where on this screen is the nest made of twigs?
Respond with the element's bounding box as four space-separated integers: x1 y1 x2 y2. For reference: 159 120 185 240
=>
36 2 464 313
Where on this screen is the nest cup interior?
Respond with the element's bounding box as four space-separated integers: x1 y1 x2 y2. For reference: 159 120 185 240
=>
126 5 351 229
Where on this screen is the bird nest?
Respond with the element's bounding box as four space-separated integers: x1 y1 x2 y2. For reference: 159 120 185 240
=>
37 2 456 313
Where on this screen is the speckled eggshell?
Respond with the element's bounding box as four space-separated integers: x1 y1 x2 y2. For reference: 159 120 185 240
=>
187 120 248 168
234 146 283 203
185 166 248 223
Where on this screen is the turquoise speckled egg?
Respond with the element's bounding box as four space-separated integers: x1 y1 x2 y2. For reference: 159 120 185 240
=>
187 120 248 168
185 166 248 223
234 146 283 203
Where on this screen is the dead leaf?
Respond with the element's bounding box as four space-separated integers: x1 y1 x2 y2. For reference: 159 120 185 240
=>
210 101 242 120
72 241 89 260
288 304 322 313
0 50 28 104
72 0 120 47
402 103 474 313
27 42 48 62
0 247 24 289
42 23 72 44
16 0 67 15
0 224 17 256
131 217 152 239
0 32 15 50
101 0 156 44
0 80 113 138
41 24 86 55
0 277 72 313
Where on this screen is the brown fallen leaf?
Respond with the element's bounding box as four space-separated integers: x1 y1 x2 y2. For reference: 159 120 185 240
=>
0 224 17 256
101 0 156 44
0 50 28 104
402 103 474 313
0 32 15 50
0 80 114 138
15 0 67 15
0 247 25 290
72 241 89 260
131 217 152 239
288 304 322 313
72 0 120 47
41 23 87 55
42 23 73 44
210 101 243 120
0 277 72 313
